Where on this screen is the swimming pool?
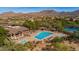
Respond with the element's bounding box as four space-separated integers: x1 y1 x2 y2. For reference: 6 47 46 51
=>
64 27 79 32
35 31 53 40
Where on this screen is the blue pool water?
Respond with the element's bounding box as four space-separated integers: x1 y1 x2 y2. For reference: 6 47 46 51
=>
64 27 79 32
35 31 53 40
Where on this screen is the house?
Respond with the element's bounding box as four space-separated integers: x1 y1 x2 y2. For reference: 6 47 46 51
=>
4 26 29 39
65 17 77 21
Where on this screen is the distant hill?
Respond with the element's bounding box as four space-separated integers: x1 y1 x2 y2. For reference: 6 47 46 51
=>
0 10 79 19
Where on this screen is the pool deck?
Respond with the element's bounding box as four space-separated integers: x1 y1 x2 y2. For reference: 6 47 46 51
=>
12 30 66 44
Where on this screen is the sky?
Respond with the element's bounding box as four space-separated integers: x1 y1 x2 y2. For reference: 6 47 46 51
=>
0 7 79 13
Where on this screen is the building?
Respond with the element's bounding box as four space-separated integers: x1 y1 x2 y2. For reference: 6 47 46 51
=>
4 26 29 39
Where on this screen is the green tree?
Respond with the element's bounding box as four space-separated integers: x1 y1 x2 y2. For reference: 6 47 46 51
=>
23 20 40 30
53 43 72 51
67 31 79 42
0 26 8 46
53 37 64 42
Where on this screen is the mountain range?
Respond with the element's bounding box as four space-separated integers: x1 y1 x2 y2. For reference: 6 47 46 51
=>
0 10 79 19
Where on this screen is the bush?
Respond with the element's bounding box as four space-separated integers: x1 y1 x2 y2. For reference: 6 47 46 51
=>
0 26 8 46
53 43 72 51
53 37 64 42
